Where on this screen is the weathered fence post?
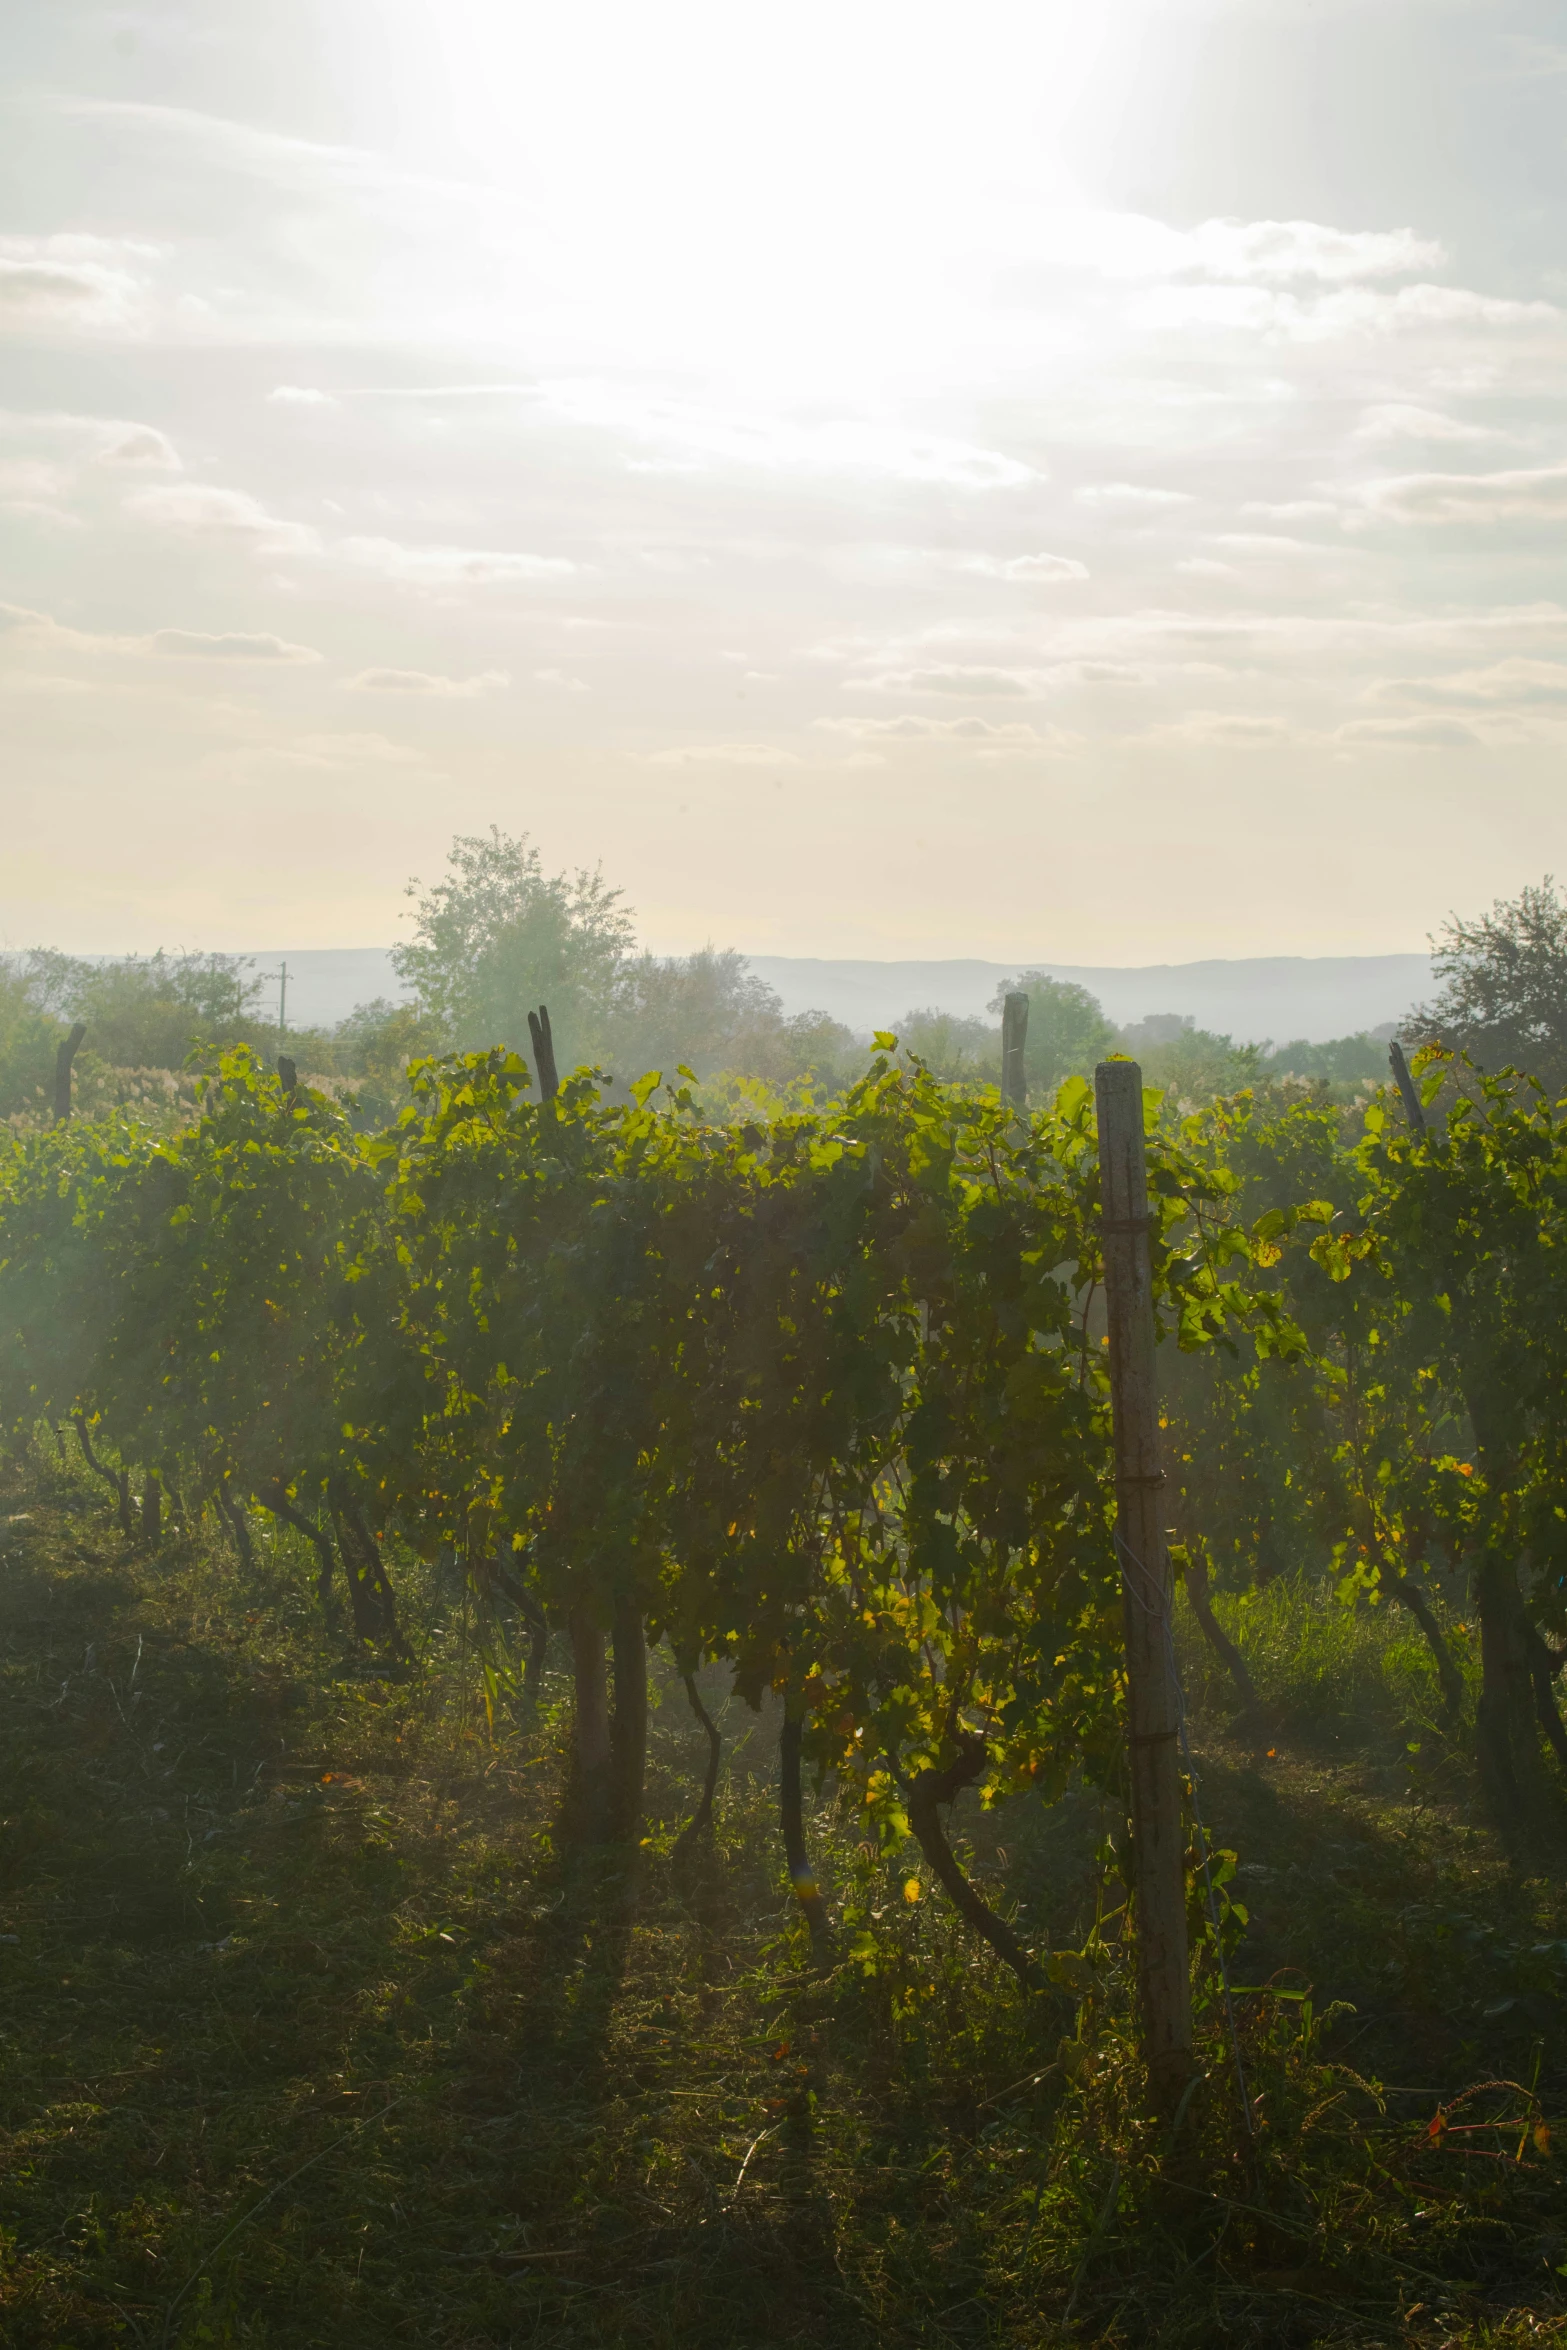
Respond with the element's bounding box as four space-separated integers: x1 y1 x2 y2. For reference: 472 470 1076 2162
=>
54 1023 86 1124
527 1006 559 1101
1095 1058 1194 2115
1388 1039 1426 1136
1001 992 1029 1110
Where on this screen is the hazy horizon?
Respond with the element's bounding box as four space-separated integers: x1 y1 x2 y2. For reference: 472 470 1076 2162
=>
5 1 1565 959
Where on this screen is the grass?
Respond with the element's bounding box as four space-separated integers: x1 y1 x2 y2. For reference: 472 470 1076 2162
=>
2 1442 1567 2346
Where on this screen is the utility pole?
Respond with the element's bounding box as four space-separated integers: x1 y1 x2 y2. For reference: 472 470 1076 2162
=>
277 959 288 1050
1001 991 1029 1111
1095 1057 1193 2116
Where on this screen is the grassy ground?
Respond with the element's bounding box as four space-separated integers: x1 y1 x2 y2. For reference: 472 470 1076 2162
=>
2 1444 1566 2347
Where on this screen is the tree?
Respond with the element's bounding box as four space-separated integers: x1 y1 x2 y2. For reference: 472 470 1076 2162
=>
1406 877 1567 1095
1133 1025 1260 1105
607 949 853 1089
894 1007 999 1083
987 973 1119 1096
333 997 450 1127
391 829 635 1071
0 961 61 1119
22 949 265 1071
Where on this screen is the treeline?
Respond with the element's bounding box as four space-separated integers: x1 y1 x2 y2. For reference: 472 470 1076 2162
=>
3 827 1427 1129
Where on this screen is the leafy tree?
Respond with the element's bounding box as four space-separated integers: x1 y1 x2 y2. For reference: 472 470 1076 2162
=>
607 948 853 1089
0 960 61 1119
1134 1023 1261 1104
988 973 1119 1096
894 1007 999 1083
391 828 635 1070
1406 876 1567 1094
333 996 450 1126
1257 1034 1389 1089
22 948 266 1071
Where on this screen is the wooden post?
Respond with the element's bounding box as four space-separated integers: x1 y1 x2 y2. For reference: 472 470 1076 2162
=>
1001 992 1029 1110
1095 1058 1193 2114
527 1005 559 1101
1388 1040 1426 1136
54 1023 86 1123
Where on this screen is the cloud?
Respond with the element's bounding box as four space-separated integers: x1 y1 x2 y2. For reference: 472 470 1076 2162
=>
1184 219 1444 284
1241 499 1340 521
1361 462 1567 525
1131 279 1559 344
331 537 572 586
1009 209 1443 288
122 481 568 588
281 731 427 766
850 664 1033 698
1370 658 1567 708
966 551 1088 582
645 742 805 767
1164 712 1296 747
533 667 587 692
342 665 509 695
815 714 1061 751
150 628 321 663
539 382 1039 487
0 236 159 335
123 481 318 551
0 600 56 636
1076 482 1195 511
1355 403 1500 444
267 385 337 405
0 410 181 517
1336 716 1481 747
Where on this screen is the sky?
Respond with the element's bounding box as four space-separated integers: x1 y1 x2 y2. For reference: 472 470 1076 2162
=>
2 0 1565 963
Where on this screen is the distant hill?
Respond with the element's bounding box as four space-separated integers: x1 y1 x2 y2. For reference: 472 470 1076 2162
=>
745 955 1437 1044
215 947 1435 1046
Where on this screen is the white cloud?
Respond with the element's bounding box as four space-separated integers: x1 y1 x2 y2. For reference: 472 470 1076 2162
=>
1355 403 1500 444
1336 715 1483 747
123 481 318 552
0 411 181 517
849 664 1033 698
1239 499 1341 524
1183 219 1444 284
533 667 587 691
815 713 1061 751
283 732 427 766
267 385 337 406
151 628 321 663
966 551 1088 582
539 382 1038 487
1131 279 1560 344
122 480 570 589
1370 658 1567 708
0 236 160 335
1163 711 1297 747
646 742 804 767
331 536 572 587
342 665 509 695
1076 482 1195 511
1361 462 1567 525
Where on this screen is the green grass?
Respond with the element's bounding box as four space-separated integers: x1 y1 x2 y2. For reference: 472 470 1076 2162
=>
3 1444 1567 2346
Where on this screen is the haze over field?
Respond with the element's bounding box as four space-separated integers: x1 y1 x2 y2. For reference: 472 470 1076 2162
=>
3 1 1566 962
